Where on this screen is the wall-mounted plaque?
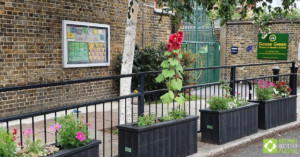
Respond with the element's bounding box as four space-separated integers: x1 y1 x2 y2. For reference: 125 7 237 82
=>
62 20 110 68
257 33 288 60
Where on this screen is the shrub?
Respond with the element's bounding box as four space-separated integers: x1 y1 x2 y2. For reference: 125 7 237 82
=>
52 113 91 149
115 43 166 92
256 80 275 100
208 81 247 110
274 81 291 98
0 127 17 157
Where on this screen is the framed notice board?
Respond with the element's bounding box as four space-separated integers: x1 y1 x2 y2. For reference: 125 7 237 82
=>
257 33 288 60
62 20 110 68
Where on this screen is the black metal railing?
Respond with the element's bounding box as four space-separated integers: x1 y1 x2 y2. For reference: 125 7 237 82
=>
0 61 298 157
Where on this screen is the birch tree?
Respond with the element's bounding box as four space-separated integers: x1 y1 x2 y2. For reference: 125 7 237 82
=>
120 0 139 124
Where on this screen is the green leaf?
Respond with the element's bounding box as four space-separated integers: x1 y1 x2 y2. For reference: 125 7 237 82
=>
171 79 182 91
160 92 172 104
168 91 174 99
178 72 183 79
169 58 179 66
175 94 186 105
164 51 171 57
155 74 164 83
161 60 170 68
175 64 183 73
178 53 183 59
162 69 175 78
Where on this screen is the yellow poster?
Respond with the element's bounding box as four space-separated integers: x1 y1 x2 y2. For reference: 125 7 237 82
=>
68 32 74 39
93 29 98 34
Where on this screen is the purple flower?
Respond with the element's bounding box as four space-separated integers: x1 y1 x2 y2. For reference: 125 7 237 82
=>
24 129 33 136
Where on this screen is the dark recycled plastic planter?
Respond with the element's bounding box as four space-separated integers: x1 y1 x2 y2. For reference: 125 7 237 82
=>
249 95 297 130
117 115 198 157
200 102 259 145
48 140 101 157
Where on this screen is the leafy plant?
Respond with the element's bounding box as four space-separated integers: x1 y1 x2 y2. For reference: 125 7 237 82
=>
274 81 291 98
115 43 167 92
256 80 275 100
181 50 200 86
0 127 17 157
208 81 247 110
136 114 156 127
155 29 186 119
53 113 91 149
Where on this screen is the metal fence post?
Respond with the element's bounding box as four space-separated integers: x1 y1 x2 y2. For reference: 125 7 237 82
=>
138 74 145 116
289 62 298 95
230 66 236 96
272 67 280 82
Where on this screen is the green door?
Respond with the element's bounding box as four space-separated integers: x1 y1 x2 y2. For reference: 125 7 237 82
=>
182 5 220 84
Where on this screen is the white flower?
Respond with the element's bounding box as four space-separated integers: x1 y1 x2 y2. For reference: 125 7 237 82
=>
273 88 279 94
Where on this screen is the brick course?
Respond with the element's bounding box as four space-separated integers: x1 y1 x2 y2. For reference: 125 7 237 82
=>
0 0 172 117
220 21 300 80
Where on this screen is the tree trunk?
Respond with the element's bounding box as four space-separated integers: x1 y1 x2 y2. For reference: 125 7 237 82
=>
120 0 139 124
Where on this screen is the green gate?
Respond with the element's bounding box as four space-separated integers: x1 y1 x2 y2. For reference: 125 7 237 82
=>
182 5 220 84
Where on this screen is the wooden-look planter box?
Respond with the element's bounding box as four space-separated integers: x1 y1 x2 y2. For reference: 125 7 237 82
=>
249 95 297 130
200 103 259 145
117 115 198 157
49 140 101 157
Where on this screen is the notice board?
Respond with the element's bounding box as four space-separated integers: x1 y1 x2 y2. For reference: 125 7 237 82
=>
62 20 110 68
257 33 288 60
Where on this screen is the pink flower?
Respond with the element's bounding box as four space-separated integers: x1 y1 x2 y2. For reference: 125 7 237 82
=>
258 80 263 85
264 81 269 86
24 129 33 136
75 132 86 142
83 122 92 128
270 82 276 87
259 84 263 89
49 123 62 134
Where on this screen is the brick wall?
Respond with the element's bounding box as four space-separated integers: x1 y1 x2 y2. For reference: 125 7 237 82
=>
220 20 300 80
0 0 172 117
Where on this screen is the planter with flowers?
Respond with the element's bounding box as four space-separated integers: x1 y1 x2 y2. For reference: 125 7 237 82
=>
249 80 297 130
118 29 198 157
200 81 259 145
47 113 101 157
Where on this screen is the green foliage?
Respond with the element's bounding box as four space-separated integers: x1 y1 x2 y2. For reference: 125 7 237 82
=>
56 113 90 149
136 114 156 127
181 51 200 86
0 127 17 157
115 43 166 92
161 109 187 122
256 86 273 100
208 96 231 110
208 81 247 111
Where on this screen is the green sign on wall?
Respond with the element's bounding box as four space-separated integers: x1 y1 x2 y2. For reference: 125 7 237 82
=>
257 33 289 60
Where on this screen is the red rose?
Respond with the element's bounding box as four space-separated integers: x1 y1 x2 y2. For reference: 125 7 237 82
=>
288 88 291 92
166 43 173 52
173 43 181 50
282 82 286 85
13 129 17 135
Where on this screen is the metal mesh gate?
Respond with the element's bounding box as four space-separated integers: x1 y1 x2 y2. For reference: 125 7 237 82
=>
182 5 220 84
